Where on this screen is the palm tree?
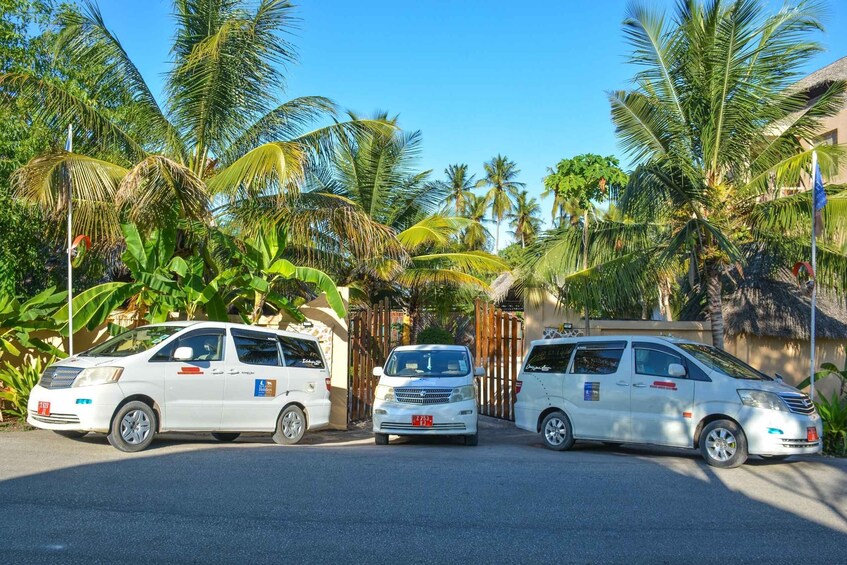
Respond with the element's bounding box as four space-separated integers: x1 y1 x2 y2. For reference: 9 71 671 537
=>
439 164 476 215
2 0 379 241
508 190 542 248
526 0 847 348
478 155 524 252
461 194 494 251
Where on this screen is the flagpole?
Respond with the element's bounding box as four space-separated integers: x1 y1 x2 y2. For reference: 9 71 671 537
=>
66 124 74 357
810 150 817 401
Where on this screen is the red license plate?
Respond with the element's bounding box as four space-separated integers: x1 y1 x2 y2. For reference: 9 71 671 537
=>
412 415 433 427
37 401 51 416
807 427 819 442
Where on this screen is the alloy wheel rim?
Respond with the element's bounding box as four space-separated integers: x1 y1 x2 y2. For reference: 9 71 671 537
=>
706 428 737 461
120 410 151 444
282 411 303 439
544 417 567 445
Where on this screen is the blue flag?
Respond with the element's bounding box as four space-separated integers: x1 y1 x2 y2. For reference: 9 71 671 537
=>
814 161 826 236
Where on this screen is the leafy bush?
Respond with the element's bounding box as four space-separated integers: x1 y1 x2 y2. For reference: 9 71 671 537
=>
815 392 847 457
0 355 49 420
417 326 454 345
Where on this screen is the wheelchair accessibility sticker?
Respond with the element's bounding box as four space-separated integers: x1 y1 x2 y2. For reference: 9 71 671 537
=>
254 379 277 397
584 382 600 401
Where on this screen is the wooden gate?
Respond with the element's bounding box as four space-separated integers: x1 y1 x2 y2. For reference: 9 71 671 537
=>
475 300 524 421
348 299 392 423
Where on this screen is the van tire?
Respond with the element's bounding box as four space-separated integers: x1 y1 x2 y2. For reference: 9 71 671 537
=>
107 401 156 453
699 420 747 468
375 433 389 445
273 405 306 445
541 411 575 451
464 433 478 446
54 430 87 440
212 432 240 442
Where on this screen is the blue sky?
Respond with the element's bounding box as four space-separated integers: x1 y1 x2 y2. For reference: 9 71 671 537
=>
91 0 847 238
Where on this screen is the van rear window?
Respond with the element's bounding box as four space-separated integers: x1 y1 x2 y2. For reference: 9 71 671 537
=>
572 347 625 375
524 344 574 373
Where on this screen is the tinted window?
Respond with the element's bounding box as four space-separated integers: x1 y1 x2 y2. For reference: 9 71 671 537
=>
151 331 224 362
279 337 325 369
384 349 471 377
572 347 624 375
232 330 281 366
524 344 574 374
635 348 683 378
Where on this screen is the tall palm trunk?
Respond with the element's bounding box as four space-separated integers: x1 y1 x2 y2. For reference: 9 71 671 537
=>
583 210 590 334
705 261 725 349
495 219 500 253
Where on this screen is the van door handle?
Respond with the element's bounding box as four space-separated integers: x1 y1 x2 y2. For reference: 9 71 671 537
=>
211 369 224 375
633 382 647 388
616 381 629 387
241 370 255 375
226 369 239 375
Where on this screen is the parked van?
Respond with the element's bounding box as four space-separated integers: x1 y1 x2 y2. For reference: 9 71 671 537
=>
27 322 332 452
514 336 822 468
372 345 484 446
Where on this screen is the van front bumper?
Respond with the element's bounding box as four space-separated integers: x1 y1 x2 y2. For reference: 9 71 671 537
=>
742 409 823 456
373 399 478 435
26 384 124 433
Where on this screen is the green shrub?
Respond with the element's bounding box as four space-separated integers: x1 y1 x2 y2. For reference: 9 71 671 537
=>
0 355 49 420
815 392 847 457
417 326 454 345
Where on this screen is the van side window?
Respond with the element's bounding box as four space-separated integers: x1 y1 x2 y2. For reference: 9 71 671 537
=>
571 346 625 375
524 344 574 373
635 348 684 378
232 329 281 366
279 337 325 369
150 330 225 362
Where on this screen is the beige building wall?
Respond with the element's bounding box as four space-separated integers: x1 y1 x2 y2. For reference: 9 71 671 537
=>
814 105 847 185
524 292 845 395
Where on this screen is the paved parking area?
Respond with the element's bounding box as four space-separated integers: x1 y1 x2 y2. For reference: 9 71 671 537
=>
1 418 846 564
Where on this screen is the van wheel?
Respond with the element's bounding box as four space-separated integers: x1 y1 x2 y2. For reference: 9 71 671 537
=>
375 433 389 445
54 430 87 440
107 401 156 453
212 432 240 442
541 411 575 451
700 420 747 468
464 433 479 446
273 405 306 445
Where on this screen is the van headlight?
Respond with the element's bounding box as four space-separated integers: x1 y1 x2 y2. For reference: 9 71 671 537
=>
450 385 476 403
72 367 124 387
375 385 395 401
737 390 786 412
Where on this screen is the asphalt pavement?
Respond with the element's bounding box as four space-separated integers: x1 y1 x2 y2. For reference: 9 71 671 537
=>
1 418 846 564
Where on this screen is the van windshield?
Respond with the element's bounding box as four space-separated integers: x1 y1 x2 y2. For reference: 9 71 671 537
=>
384 350 470 378
81 326 183 357
678 343 771 381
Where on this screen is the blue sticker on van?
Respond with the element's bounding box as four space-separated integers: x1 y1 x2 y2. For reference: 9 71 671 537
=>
584 382 599 401
254 379 277 397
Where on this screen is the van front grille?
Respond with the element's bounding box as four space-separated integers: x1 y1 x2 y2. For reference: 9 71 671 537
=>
394 388 453 405
39 366 83 389
29 411 81 425
778 393 816 415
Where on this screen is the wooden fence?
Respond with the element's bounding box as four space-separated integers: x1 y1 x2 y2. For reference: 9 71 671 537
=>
347 299 392 422
475 300 523 421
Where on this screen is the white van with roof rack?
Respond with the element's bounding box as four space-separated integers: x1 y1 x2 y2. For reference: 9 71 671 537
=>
513 336 822 468
27 322 332 452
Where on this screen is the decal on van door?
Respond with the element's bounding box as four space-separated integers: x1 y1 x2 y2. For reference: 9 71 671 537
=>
584 382 600 401
650 381 677 391
254 379 277 397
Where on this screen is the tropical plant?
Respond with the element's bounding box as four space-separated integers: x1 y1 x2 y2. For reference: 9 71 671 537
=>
460 194 493 251
439 164 477 216
478 155 525 252
541 154 628 228
814 391 847 456
0 286 67 358
798 359 847 397
526 0 847 347
507 190 542 248
417 326 454 345
2 0 381 242
0 354 50 420
211 223 346 323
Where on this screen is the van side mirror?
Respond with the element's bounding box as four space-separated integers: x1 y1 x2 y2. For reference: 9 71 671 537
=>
474 367 486 377
372 366 383 377
173 346 194 361
668 363 686 378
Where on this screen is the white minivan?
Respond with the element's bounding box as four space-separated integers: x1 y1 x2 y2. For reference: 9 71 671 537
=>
514 336 822 468
372 345 484 446
27 322 332 452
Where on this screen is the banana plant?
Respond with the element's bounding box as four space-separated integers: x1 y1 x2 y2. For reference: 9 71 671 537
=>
212 224 346 324
0 287 67 359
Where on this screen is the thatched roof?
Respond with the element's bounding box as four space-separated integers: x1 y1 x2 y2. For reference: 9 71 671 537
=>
790 55 847 94
723 255 847 340
489 272 517 304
